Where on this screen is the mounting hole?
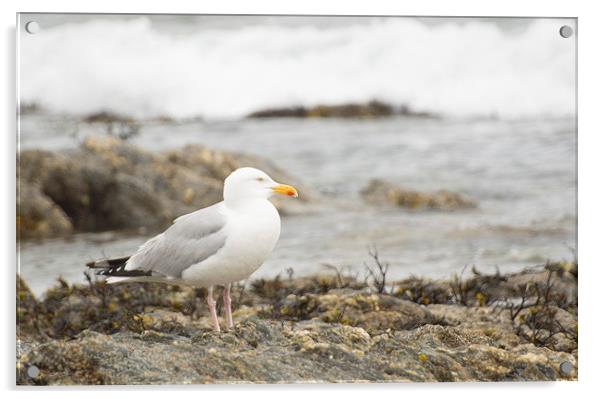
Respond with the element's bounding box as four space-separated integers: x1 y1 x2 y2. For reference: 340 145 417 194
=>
27 365 40 378
559 25 573 39
25 21 40 34
559 361 573 375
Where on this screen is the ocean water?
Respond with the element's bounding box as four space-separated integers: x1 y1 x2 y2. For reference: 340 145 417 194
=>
19 15 575 119
18 115 576 296
17 15 576 295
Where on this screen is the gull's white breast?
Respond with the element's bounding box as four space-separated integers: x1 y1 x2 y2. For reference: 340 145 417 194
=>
182 199 281 286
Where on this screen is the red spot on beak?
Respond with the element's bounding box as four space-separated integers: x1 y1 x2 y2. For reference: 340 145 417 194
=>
272 184 298 198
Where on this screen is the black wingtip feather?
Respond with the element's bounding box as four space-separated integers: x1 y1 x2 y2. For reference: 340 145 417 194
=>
86 256 150 277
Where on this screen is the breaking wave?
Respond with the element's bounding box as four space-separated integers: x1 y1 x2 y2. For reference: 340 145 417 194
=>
19 17 575 119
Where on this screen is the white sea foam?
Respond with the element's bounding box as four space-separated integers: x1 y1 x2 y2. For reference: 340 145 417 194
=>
19 17 575 119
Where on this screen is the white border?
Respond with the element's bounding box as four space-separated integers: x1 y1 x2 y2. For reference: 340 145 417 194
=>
3 0 601 397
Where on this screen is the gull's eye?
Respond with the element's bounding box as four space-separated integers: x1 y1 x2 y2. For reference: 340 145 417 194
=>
256 177 265 182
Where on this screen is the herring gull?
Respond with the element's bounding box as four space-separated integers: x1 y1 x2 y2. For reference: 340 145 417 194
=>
86 167 298 331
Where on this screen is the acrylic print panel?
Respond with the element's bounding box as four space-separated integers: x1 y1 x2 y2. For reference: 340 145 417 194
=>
16 14 577 384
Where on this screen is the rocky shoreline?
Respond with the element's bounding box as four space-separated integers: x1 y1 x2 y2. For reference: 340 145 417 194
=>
17 136 313 239
17 261 577 384
17 136 479 240
247 100 435 119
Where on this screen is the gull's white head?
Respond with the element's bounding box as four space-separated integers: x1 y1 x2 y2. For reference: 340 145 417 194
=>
223 167 298 204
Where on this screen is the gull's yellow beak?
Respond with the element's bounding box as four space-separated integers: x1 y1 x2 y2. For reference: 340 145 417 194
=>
272 184 298 198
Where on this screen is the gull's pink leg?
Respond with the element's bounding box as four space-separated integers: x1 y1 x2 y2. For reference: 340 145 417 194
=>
206 286 220 332
223 283 234 329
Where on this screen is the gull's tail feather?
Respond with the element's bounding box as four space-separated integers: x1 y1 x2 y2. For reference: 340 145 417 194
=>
86 256 151 278
105 276 132 284
105 275 175 284
86 256 174 285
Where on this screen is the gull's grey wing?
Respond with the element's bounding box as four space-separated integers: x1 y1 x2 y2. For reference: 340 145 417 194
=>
125 203 228 278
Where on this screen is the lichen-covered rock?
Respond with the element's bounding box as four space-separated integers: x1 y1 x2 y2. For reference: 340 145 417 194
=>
35 279 197 339
17 318 576 385
17 182 73 239
16 265 578 384
265 290 443 334
17 136 313 238
361 179 477 210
